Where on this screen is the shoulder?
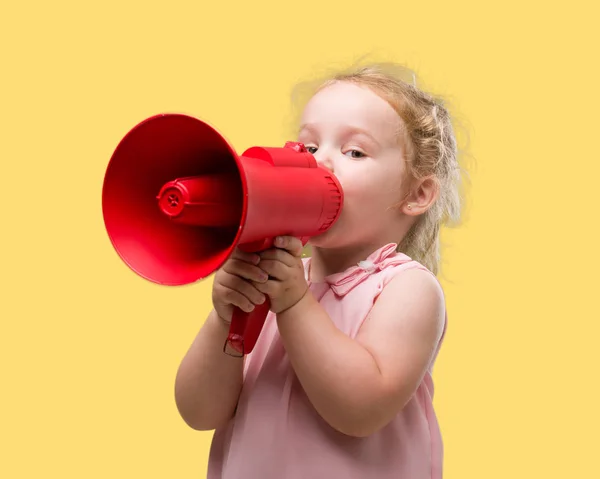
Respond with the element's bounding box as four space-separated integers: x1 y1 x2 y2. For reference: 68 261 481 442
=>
386 263 444 302
366 264 446 345
378 256 445 307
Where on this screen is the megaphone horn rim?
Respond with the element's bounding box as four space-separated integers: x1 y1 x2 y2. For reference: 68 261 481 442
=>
101 113 251 285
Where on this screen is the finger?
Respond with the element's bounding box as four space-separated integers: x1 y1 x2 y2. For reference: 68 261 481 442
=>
274 236 304 257
258 248 296 267
220 274 267 307
230 248 261 265
224 259 269 283
216 285 256 313
256 259 289 281
251 278 278 297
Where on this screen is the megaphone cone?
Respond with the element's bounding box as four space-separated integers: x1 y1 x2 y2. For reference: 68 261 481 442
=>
102 113 343 355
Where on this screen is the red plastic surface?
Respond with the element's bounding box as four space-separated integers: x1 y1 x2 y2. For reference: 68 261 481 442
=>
102 113 344 355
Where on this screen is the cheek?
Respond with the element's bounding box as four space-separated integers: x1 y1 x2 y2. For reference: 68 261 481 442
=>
337 166 377 195
341 169 400 208
333 158 404 217
338 184 385 229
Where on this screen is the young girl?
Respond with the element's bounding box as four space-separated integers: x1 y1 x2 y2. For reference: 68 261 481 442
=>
175 63 465 478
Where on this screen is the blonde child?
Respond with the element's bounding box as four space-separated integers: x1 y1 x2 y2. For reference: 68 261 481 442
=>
175 62 466 478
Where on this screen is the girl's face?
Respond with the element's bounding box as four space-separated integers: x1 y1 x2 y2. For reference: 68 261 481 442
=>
298 81 410 250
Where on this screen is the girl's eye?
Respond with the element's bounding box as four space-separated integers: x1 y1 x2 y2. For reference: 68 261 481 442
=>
345 149 365 159
306 146 318 154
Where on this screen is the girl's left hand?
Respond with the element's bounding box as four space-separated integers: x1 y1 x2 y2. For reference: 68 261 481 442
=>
253 236 309 314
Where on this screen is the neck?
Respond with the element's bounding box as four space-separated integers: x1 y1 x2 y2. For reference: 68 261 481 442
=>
307 220 415 282
308 241 393 283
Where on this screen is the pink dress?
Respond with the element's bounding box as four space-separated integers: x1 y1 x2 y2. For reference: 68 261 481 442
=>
208 243 447 478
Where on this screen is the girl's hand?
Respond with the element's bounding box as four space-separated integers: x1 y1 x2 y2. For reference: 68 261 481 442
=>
253 236 309 314
212 248 269 323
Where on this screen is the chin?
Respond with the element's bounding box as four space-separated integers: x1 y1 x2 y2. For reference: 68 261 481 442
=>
307 234 328 248
308 223 350 250
307 229 335 249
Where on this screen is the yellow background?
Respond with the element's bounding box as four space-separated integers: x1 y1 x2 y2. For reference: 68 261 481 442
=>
1 1 598 477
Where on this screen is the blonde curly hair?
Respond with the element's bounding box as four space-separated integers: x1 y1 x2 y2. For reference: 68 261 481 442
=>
290 61 471 276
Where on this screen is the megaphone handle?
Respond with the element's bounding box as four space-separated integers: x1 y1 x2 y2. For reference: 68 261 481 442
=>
224 238 310 356
224 298 272 357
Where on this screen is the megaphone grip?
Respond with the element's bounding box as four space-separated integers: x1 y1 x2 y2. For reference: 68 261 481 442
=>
224 299 272 356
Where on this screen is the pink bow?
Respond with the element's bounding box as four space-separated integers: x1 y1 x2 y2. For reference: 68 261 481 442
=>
313 243 413 296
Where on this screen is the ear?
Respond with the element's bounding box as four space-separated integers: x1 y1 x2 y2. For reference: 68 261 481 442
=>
400 176 439 217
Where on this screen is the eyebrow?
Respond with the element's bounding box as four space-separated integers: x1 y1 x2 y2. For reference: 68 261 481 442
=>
297 123 319 136
298 123 381 147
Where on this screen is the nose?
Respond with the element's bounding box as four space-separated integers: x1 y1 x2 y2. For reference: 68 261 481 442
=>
313 148 334 173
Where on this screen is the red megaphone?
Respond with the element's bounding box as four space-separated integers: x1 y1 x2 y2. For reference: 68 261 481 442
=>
102 113 343 356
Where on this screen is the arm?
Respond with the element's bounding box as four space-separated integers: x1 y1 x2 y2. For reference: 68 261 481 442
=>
276 267 446 437
174 309 244 431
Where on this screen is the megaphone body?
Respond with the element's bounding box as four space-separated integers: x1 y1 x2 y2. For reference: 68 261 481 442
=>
102 114 343 355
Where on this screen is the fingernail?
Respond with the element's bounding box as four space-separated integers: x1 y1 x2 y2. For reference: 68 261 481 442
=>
252 255 261 265
275 236 284 246
259 272 268 281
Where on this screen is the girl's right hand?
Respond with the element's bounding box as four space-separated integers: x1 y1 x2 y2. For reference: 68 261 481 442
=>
212 248 269 324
